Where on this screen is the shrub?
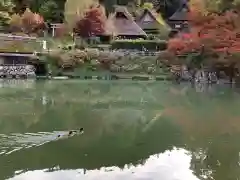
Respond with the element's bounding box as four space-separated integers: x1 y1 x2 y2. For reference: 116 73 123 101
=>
85 48 99 59
48 49 86 68
111 39 167 50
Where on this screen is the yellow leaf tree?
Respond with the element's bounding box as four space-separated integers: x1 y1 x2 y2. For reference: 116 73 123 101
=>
9 13 23 32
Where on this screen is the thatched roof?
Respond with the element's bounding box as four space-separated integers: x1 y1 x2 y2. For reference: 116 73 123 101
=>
105 6 147 36
168 6 188 21
136 8 168 30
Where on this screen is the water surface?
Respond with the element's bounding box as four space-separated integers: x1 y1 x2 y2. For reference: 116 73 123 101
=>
0 80 239 180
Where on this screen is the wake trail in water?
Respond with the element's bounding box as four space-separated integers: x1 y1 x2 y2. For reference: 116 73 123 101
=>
0 131 77 156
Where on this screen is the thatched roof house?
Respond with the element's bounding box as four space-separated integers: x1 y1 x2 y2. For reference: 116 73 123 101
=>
169 8 188 21
136 8 170 34
168 4 189 31
105 6 147 38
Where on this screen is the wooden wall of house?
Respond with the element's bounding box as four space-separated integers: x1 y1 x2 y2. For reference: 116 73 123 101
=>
0 55 28 65
167 20 188 31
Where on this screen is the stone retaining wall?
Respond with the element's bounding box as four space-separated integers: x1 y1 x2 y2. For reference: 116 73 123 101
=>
0 65 36 78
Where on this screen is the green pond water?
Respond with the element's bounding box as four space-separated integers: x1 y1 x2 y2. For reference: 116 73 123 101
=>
0 79 240 180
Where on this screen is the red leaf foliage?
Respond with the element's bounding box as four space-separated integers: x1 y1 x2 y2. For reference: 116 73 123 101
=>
168 10 240 55
74 5 106 37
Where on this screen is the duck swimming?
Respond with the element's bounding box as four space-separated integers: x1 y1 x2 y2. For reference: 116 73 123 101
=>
57 128 84 138
68 128 84 135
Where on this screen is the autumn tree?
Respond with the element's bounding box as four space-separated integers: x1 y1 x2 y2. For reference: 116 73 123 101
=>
21 8 46 35
9 8 45 35
9 13 23 32
64 0 97 31
168 0 240 57
74 5 106 38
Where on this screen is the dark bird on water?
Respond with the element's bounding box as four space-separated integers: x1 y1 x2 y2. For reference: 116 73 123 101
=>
68 128 84 135
57 128 84 138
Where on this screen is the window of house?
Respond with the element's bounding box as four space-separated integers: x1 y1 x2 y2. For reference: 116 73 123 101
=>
175 24 181 28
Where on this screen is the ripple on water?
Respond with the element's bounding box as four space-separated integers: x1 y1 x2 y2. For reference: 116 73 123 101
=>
0 131 79 155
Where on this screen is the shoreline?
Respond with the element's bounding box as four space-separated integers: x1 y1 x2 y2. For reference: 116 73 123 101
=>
0 49 238 84
0 73 235 85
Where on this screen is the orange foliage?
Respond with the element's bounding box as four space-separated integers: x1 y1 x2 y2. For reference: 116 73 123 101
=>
168 10 240 55
187 0 212 26
21 8 45 34
9 8 45 35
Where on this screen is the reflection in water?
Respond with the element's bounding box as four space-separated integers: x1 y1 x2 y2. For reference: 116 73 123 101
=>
0 80 240 180
0 131 80 155
0 79 35 89
9 148 200 180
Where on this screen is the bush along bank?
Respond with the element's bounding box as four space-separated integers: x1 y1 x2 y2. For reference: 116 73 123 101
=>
42 48 240 83
44 48 173 80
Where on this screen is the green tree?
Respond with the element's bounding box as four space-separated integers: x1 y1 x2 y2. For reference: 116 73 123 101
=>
32 0 65 23
0 11 11 27
38 1 63 23
0 0 15 28
0 0 15 11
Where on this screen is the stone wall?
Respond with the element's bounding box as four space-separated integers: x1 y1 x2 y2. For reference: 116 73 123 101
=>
0 65 36 78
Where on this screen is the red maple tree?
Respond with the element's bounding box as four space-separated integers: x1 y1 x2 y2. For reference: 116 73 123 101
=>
168 7 240 55
74 5 106 37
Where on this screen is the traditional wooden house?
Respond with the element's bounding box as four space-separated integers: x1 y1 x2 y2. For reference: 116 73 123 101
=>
167 4 189 32
0 34 48 77
105 6 147 39
0 52 47 77
136 8 169 35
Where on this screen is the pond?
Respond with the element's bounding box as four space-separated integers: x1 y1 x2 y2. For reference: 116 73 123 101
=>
0 79 240 180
